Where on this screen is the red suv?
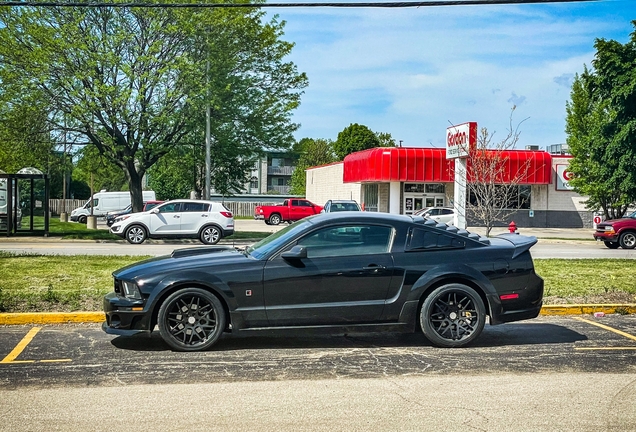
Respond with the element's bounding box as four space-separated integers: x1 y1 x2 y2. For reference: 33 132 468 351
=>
593 211 636 249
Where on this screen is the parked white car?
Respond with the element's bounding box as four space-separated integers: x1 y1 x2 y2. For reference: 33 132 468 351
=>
414 207 456 226
109 199 234 245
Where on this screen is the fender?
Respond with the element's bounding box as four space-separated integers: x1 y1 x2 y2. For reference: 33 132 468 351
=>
408 262 501 313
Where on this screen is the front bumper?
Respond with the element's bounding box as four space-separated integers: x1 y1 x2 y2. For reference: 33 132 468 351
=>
593 231 618 242
102 291 152 335
70 215 79 222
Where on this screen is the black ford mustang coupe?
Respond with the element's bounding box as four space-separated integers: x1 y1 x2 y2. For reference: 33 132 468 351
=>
103 212 544 351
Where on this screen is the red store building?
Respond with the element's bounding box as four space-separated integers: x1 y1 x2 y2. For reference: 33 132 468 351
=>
305 146 591 228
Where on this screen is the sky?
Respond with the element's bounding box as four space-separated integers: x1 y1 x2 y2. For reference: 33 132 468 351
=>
266 0 635 150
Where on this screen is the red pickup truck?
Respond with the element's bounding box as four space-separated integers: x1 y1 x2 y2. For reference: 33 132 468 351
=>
254 199 323 225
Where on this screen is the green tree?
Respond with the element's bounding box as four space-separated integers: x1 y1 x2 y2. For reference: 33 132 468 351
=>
333 124 381 160
565 21 636 219
0 93 55 174
73 145 128 195
375 131 396 147
0 4 307 211
290 138 336 195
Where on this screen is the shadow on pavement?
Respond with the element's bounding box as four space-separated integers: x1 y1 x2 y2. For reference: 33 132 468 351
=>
110 322 587 352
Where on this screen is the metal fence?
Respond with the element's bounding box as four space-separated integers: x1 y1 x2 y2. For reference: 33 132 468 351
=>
48 199 280 218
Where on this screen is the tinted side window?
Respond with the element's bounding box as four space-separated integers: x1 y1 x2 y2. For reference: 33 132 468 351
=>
183 202 207 212
408 228 465 251
159 203 181 213
291 200 300 206
296 225 393 258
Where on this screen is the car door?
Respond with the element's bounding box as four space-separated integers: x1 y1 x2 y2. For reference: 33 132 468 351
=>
179 202 209 233
149 202 183 234
262 224 395 326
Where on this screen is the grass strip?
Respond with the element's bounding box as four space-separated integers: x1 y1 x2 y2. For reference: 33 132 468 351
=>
0 255 634 313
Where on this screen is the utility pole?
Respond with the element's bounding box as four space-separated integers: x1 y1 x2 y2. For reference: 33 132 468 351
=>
204 59 211 200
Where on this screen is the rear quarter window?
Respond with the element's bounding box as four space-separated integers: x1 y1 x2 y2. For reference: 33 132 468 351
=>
407 227 465 251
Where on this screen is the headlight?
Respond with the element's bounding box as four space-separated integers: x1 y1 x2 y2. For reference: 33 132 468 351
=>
115 215 131 223
604 226 615 232
121 281 142 300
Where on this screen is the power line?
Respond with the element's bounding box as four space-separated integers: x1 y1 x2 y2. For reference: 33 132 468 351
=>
0 0 601 9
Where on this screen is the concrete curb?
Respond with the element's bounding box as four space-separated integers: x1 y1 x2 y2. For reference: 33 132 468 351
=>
1 305 635 325
540 304 636 316
0 312 104 325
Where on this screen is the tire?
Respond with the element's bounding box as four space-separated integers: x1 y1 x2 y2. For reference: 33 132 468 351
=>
264 220 271 225
619 232 636 249
125 225 147 244
78 215 87 224
269 213 281 225
157 288 226 352
200 225 221 245
604 241 620 249
420 283 486 348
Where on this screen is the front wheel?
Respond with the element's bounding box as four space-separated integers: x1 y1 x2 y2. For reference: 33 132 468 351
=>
619 232 636 249
604 241 620 249
78 215 87 224
157 288 226 352
420 284 486 348
200 225 221 245
125 225 147 244
269 214 281 225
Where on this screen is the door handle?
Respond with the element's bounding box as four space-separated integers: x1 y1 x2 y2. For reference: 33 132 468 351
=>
201 214 208 217
173 215 180 218
363 264 386 271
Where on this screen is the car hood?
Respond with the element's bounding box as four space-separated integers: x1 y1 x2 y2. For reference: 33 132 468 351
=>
113 246 250 281
599 217 635 226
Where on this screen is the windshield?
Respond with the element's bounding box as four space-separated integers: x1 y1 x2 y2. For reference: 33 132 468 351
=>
247 219 314 260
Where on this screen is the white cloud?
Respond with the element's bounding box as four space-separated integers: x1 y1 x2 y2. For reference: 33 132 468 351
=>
274 0 635 148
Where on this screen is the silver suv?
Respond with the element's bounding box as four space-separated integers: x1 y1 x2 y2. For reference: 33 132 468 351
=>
321 200 361 213
110 199 234 245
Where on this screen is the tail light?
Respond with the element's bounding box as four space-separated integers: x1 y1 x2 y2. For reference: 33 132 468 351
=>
220 211 233 218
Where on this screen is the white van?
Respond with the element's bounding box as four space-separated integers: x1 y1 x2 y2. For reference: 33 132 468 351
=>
70 190 156 223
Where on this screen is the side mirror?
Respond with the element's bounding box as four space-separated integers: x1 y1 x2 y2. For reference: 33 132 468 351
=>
281 245 308 261
150 208 160 214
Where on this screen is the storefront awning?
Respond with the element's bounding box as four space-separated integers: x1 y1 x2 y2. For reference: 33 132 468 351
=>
342 147 552 185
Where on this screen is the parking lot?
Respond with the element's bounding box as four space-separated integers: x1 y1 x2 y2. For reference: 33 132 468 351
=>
1 315 635 389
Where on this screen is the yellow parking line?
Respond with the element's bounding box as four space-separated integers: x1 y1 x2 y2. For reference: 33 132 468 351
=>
574 317 636 342
0 327 41 363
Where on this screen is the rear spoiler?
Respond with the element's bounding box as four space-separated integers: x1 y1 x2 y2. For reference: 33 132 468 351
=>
496 233 538 259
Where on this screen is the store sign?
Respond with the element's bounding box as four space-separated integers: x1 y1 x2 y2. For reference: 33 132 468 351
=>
556 164 575 191
446 122 477 159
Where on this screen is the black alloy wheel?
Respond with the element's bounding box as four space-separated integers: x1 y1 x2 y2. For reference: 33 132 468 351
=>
158 288 226 352
420 284 486 348
125 225 147 244
200 225 221 245
619 232 636 249
604 241 620 249
269 213 281 225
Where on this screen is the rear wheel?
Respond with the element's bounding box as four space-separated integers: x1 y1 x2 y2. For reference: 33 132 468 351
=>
125 225 147 244
158 288 226 352
269 213 281 225
619 232 636 249
200 225 221 245
420 284 486 348
604 241 620 249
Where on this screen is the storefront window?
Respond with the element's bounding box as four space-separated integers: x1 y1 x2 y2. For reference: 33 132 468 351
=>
468 185 531 209
404 183 424 193
425 184 445 194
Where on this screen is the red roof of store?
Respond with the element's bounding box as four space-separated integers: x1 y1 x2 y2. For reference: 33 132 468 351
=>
342 147 552 185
